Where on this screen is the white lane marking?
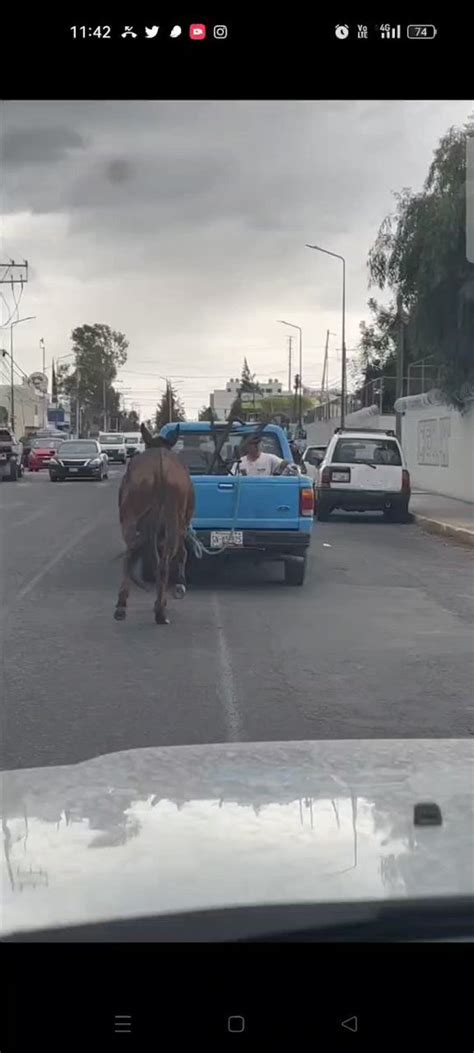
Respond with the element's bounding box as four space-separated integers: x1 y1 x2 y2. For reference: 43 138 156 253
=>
211 592 241 742
17 519 102 600
15 508 47 528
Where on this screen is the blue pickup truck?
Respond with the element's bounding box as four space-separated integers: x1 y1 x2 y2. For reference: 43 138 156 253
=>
160 421 314 585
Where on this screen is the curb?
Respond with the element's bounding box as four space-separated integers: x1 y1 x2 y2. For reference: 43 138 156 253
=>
413 513 474 548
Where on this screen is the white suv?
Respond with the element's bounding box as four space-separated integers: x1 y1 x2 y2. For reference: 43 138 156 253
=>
316 428 411 522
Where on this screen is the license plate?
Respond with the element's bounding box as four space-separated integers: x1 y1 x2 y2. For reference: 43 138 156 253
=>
210 530 243 549
332 470 350 482
69 467 79 473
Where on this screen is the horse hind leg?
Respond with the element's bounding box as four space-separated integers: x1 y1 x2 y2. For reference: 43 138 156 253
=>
154 535 170 625
114 551 133 620
174 537 188 599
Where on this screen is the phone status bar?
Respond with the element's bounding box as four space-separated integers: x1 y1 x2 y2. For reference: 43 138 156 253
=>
68 24 229 41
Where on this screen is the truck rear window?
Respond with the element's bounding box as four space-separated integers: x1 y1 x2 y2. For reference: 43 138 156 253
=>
332 438 402 466
173 431 283 474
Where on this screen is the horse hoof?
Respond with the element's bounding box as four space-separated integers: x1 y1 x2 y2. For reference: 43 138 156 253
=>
155 611 170 625
174 584 186 599
114 607 126 621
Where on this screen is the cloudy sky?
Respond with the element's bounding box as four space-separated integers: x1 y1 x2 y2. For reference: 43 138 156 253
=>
2 99 472 417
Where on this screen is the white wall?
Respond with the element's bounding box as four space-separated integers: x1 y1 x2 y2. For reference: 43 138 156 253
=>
0 384 43 435
305 405 396 447
397 393 474 502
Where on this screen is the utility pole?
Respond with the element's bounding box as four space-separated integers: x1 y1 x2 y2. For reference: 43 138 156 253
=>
293 374 300 424
103 376 107 432
0 260 28 289
76 363 81 438
10 327 15 431
40 339 46 426
340 256 346 428
321 329 329 402
167 380 172 422
396 290 404 440
8 316 36 432
287 335 292 394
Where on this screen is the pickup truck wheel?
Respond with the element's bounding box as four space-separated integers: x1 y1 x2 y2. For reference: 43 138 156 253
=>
9 460 18 481
284 555 307 586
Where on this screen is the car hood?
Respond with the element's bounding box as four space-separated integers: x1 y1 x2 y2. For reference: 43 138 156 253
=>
1 739 473 936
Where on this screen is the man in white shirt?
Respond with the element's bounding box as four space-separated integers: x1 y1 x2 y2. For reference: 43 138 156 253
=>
232 435 292 476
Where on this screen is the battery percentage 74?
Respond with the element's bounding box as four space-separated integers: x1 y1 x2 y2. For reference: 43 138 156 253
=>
407 24 437 38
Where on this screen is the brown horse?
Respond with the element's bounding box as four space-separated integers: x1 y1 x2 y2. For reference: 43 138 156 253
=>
114 424 195 625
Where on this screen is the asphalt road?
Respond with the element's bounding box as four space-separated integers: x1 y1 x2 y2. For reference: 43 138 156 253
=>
2 467 473 770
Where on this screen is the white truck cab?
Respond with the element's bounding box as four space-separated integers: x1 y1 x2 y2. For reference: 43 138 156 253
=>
98 433 127 463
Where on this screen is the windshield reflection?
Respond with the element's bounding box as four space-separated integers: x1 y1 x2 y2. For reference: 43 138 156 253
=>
2 741 471 933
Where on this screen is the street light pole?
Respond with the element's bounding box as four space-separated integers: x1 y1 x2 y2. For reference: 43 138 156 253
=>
8 316 36 432
306 243 346 428
277 320 303 430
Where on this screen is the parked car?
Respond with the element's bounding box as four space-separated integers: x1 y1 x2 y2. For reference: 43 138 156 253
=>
49 439 109 482
0 427 23 481
98 433 127 463
316 427 410 521
28 436 63 471
302 444 327 481
161 421 314 585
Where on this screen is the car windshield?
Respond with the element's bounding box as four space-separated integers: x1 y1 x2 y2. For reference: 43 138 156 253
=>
100 435 124 444
32 438 58 449
171 430 283 473
125 436 140 444
332 438 402 466
59 442 99 457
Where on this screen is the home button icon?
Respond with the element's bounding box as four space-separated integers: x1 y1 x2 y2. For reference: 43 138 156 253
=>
228 1015 245 1033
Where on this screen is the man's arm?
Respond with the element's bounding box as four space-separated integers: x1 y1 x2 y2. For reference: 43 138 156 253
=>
269 454 290 475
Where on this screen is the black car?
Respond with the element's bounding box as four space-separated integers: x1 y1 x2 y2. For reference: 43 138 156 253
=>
49 440 109 482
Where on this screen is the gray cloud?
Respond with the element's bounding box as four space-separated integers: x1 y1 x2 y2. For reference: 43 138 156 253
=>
2 99 472 415
3 125 85 167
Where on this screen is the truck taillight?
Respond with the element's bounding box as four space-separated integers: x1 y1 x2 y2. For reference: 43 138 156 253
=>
300 487 314 516
402 469 411 494
321 466 331 487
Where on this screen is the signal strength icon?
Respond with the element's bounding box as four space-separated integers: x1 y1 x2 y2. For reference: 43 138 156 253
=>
379 24 401 39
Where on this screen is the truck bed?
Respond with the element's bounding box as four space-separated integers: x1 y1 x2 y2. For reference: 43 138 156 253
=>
192 473 312 534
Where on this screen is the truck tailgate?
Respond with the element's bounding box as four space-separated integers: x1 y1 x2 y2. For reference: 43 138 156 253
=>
192 475 302 530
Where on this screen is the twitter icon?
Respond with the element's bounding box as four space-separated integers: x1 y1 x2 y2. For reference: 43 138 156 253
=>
145 26 159 38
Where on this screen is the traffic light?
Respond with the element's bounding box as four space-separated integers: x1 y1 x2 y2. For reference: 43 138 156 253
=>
294 373 300 391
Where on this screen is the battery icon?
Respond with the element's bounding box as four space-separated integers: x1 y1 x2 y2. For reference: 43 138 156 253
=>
407 24 437 38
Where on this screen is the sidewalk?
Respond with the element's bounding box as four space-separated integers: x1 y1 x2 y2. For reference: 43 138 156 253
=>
410 491 474 547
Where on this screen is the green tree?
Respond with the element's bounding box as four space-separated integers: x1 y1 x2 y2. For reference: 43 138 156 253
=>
353 298 398 410
198 405 214 421
367 116 474 408
154 381 186 430
240 357 261 394
58 323 129 433
120 409 140 431
224 359 262 422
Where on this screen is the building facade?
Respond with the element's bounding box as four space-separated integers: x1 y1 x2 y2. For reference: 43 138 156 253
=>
0 381 46 436
209 378 287 421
